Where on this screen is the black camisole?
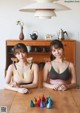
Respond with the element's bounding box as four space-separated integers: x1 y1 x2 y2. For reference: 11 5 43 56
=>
48 66 71 81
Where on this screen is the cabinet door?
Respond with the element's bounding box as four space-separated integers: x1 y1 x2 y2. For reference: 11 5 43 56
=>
62 41 76 65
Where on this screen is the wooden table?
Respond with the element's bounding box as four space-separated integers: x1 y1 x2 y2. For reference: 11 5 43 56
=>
0 88 80 113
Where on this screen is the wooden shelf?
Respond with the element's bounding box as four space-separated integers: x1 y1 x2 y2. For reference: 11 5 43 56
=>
6 40 51 46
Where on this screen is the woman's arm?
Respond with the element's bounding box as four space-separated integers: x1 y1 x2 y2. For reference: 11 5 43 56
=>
5 64 28 94
4 64 18 91
20 64 39 89
43 62 55 89
58 62 77 91
66 62 77 89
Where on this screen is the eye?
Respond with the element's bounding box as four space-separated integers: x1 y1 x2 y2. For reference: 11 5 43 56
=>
22 51 26 54
52 49 56 52
17 52 20 55
20 50 25 53
58 48 61 50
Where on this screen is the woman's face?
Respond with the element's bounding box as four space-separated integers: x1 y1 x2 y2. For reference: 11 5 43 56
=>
51 46 64 59
15 50 27 61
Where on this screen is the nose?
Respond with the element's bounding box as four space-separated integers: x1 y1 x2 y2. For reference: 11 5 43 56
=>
55 50 59 54
19 52 23 57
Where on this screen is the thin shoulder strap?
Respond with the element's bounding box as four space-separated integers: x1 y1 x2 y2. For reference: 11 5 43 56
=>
30 63 33 69
49 61 52 71
13 63 17 70
50 61 53 67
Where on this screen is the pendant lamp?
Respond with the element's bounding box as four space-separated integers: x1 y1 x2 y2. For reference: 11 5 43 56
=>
20 0 70 19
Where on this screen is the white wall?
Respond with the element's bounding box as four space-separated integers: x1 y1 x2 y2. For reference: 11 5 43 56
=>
0 0 80 88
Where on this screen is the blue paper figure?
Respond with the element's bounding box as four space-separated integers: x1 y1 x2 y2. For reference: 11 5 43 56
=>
46 101 52 109
40 100 44 108
46 97 53 109
48 97 53 105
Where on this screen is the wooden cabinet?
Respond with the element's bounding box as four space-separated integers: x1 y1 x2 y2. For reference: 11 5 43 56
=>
6 40 76 70
62 41 76 65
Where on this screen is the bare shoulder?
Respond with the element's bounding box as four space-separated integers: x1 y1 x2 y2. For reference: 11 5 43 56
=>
64 60 74 67
7 64 14 71
8 64 14 69
69 62 75 69
44 61 51 68
6 64 14 76
32 63 38 69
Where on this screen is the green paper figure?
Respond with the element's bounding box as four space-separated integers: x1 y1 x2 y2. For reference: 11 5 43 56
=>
30 100 35 107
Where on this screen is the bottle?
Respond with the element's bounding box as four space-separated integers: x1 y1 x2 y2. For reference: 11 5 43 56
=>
58 29 64 40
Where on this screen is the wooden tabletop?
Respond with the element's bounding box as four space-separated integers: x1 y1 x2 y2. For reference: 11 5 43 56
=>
0 88 80 113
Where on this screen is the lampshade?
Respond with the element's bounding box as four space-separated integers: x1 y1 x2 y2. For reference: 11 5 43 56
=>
35 9 56 19
20 0 70 19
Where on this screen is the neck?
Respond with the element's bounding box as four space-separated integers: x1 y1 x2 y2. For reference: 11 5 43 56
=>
19 59 28 66
55 58 64 63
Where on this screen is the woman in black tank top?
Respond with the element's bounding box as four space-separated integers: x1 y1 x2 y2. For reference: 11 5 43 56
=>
43 40 77 91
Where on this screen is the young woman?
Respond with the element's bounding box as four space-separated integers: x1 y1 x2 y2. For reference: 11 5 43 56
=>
5 43 38 94
43 39 77 91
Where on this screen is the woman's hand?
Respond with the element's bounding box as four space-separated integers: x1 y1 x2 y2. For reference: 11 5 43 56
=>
52 83 68 91
50 79 68 91
52 84 60 90
17 88 28 94
57 84 68 91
